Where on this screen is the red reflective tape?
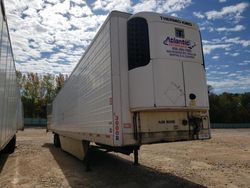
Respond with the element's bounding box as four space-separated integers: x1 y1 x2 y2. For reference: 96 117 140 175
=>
123 123 132 128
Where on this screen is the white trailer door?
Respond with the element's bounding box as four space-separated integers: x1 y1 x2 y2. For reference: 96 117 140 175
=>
183 62 209 107
153 59 185 107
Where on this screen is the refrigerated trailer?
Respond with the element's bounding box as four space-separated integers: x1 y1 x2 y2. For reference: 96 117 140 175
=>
0 0 24 153
48 11 210 164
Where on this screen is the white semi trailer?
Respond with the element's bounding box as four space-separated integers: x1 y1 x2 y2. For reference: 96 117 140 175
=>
49 11 210 164
0 0 24 154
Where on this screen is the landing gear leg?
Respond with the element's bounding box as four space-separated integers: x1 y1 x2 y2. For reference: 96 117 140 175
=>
133 148 139 166
84 149 91 172
82 141 91 172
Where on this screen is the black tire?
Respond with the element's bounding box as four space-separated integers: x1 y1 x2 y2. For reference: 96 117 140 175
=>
3 135 16 154
54 134 61 148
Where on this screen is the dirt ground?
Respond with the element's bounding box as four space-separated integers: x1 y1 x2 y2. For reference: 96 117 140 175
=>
0 129 250 188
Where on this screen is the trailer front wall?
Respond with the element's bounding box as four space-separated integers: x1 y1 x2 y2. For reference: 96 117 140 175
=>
0 0 23 151
51 19 113 145
128 13 209 109
127 12 210 143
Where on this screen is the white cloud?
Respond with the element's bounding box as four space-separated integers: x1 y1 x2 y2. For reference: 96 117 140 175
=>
91 0 192 13
203 44 231 54
228 73 237 77
71 0 88 5
219 0 226 2
208 74 250 92
16 60 74 74
23 7 37 17
133 0 156 12
212 55 219 59
224 37 250 47
69 4 93 17
239 63 248 66
239 60 250 66
216 25 245 32
5 0 105 74
208 27 214 32
46 0 61 4
133 0 192 13
230 52 240 57
205 2 249 23
218 71 229 75
156 0 192 13
202 40 211 44
171 13 178 17
195 2 249 23
200 26 205 31
203 36 250 55
92 0 132 12
193 11 205 19
48 0 70 14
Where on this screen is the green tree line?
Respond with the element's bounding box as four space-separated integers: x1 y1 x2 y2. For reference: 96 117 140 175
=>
17 72 250 123
17 71 67 118
209 91 250 123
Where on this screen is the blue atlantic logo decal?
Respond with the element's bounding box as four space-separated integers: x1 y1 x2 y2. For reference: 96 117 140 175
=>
163 36 196 49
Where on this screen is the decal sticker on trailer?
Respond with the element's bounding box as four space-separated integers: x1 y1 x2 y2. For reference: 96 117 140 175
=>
113 114 120 141
163 36 197 59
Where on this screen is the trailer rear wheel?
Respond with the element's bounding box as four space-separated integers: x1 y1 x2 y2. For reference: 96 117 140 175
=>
3 135 16 154
54 134 61 148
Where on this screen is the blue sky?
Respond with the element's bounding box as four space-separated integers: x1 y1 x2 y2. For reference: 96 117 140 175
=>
5 0 250 93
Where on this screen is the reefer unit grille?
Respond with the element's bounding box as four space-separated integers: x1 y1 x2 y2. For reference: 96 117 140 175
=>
127 17 150 71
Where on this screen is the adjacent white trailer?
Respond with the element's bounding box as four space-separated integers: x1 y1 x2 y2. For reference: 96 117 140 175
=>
0 0 23 153
49 11 210 164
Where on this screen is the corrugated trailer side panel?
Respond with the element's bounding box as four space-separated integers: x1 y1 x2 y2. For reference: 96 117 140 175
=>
0 12 8 148
51 18 113 145
0 9 5 147
0 0 22 151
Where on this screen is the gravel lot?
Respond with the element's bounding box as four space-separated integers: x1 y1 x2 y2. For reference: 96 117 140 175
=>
0 128 250 188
